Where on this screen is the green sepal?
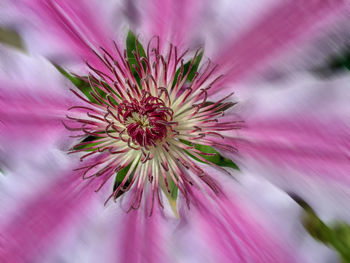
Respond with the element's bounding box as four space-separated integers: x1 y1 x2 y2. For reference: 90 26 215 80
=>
54 64 94 101
172 51 203 87
112 159 140 200
54 64 110 104
292 195 350 262
72 136 103 151
0 27 24 50
181 140 239 170
315 48 350 76
327 50 350 72
160 177 179 218
54 64 90 90
126 31 147 86
330 223 350 263
298 199 332 244
167 178 178 200
202 101 237 113
113 162 132 191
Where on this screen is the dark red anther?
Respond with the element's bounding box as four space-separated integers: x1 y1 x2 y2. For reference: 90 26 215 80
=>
116 91 173 148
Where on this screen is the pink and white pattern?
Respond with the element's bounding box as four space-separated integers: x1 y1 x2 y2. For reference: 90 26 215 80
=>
0 0 349 262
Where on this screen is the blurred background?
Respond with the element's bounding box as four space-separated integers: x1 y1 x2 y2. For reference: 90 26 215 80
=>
0 2 350 262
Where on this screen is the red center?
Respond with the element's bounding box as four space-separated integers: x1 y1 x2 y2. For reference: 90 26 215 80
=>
117 92 173 148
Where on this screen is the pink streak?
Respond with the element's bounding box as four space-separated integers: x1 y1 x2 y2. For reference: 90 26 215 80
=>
140 0 203 51
211 0 347 93
183 182 302 263
17 0 122 73
0 84 79 149
115 188 171 263
213 115 350 186
119 207 141 263
0 161 105 263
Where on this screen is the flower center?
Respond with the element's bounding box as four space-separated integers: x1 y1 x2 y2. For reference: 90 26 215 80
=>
117 92 174 148
65 34 242 212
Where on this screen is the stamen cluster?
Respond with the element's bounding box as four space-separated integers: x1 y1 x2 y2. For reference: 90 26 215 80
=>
65 36 241 213
117 92 174 148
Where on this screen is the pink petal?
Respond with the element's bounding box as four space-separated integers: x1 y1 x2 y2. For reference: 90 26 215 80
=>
210 0 347 93
0 46 80 167
0 159 106 263
44 203 117 263
176 166 306 263
11 0 122 71
110 187 174 263
211 74 350 220
0 84 76 134
136 0 206 50
252 16 350 82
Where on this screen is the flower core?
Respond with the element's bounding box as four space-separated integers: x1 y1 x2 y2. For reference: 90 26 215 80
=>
117 93 174 148
65 35 241 212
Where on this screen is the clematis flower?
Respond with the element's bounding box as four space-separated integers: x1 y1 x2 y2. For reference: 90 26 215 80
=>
1 0 350 262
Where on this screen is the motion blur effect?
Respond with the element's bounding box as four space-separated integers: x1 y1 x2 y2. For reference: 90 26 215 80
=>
0 1 350 262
